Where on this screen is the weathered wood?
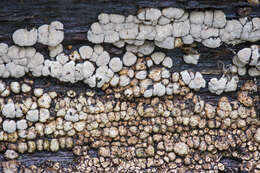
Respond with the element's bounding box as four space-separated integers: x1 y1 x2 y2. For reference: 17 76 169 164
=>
0 0 259 171
0 0 260 45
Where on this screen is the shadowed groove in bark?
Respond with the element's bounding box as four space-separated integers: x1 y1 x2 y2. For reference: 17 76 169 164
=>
220 157 242 173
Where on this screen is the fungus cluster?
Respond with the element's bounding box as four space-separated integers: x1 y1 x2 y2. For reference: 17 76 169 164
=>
88 8 260 49
208 75 239 95
0 79 259 172
233 45 260 76
0 7 260 173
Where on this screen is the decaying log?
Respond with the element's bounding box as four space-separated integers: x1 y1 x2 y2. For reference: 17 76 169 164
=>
0 0 259 172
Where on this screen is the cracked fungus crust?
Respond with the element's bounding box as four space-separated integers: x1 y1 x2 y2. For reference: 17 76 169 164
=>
0 79 259 172
0 7 260 173
88 8 260 48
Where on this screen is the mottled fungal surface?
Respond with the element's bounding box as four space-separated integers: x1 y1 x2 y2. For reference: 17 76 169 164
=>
88 8 260 48
0 0 260 172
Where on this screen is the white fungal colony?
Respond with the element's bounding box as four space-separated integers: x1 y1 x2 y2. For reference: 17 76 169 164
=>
208 75 239 95
38 21 64 47
87 8 260 49
233 45 260 76
0 44 44 78
0 81 53 134
0 9 260 165
12 21 64 47
180 70 206 91
0 8 258 99
183 54 200 65
12 28 38 46
1 21 208 97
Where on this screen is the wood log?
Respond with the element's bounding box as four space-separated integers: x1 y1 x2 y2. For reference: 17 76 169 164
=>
0 0 259 172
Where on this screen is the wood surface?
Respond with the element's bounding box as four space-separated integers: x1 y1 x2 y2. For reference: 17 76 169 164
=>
0 0 259 171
